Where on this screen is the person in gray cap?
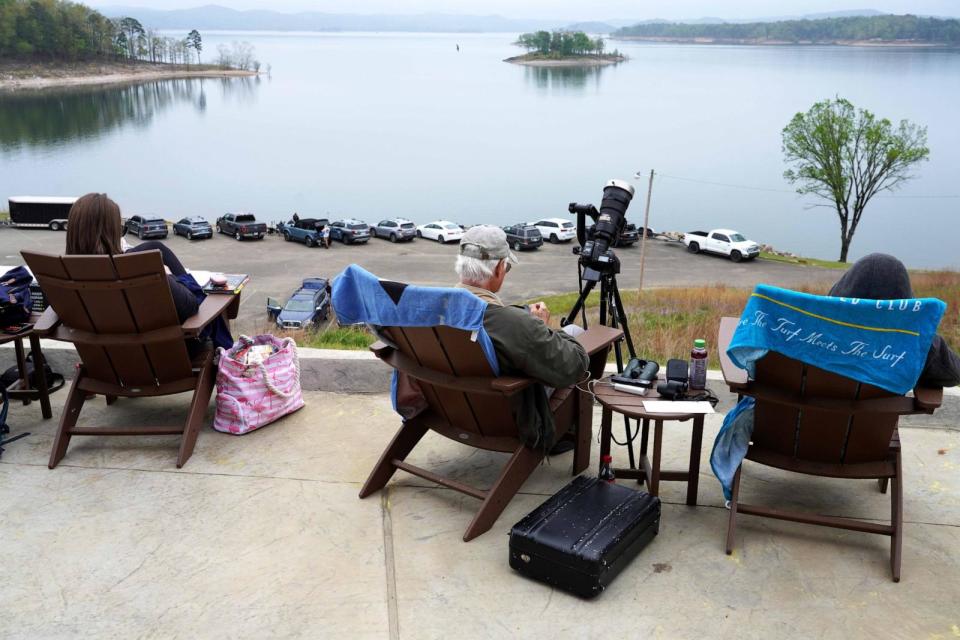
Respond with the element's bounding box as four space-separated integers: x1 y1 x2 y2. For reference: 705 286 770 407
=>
455 225 589 453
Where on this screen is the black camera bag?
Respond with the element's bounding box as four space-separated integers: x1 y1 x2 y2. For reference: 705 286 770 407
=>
509 475 660 598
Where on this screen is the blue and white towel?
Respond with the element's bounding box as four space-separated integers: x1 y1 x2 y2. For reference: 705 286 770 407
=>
331 264 499 412
712 284 946 501
727 284 945 395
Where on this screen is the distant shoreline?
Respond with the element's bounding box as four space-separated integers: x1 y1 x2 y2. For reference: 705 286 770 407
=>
0 61 258 91
504 53 626 67
612 36 954 48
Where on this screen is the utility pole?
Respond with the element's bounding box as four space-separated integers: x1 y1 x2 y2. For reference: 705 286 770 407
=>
637 169 655 294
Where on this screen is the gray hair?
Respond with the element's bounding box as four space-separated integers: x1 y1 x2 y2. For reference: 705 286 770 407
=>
455 254 501 283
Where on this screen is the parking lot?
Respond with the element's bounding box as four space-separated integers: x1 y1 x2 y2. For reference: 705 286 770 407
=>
2 227 838 334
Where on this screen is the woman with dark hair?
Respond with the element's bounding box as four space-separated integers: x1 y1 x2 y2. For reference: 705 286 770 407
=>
65 193 198 323
830 253 960 387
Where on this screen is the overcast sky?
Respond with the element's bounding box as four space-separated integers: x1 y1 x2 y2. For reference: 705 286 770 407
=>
90 1 960 21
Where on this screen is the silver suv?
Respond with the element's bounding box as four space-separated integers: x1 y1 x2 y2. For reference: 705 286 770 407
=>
372 218 417 242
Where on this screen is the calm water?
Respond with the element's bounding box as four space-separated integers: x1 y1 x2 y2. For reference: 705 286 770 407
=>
2 32 958 268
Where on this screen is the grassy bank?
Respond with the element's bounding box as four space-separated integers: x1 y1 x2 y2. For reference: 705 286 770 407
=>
759 251 848 270
298 270 960 367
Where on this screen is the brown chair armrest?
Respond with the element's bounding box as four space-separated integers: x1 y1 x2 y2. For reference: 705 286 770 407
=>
370 341 393 357
718 316 749 391
576 325 623 356
913 385 943 412
182 295 237 337
491 377 534 393
32 307 61 336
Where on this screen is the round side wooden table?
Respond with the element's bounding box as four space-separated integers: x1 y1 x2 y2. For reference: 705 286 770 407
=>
595 381 705 506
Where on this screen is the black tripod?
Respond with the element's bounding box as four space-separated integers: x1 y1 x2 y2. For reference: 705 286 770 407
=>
563 262 641 468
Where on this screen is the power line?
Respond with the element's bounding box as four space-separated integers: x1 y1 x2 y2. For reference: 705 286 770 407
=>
649 172 960 199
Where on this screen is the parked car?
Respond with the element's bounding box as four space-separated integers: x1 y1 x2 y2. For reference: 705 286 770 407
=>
278 217 329 248
532 217 576 243
172 216 213 240
216 213 267 241
372 218 417 242
684 229 760 262
124 215 168 240
329 219 371 244
267 278 331 330
417 220 464 244
587 222 641 247
502 224 543 251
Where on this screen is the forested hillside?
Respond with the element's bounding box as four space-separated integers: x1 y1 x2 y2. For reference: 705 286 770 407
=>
614 15 960 44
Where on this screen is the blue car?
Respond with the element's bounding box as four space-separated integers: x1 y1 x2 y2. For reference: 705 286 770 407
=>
267 278 331 330
172 216 213 240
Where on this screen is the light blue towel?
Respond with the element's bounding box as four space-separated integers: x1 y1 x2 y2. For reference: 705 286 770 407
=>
710 397 755 501
331 264 499 413
711 284 947 501
728 284 945 395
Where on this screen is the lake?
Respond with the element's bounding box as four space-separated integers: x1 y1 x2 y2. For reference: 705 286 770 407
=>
1 32 958 268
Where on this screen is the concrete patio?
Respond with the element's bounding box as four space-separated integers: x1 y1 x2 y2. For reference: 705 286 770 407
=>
2 389 958 639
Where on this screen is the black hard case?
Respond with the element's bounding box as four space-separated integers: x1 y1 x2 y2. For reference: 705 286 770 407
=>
509 476 660 598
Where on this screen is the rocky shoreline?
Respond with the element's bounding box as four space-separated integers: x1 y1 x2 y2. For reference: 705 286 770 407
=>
0 62 258 91
504 54 626 67
612 36 951 48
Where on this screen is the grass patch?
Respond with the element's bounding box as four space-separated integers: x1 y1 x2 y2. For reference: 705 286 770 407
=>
0 210 8 222
759 251 849 270
292 271 960 365
299 326 375 351
534 273 960 368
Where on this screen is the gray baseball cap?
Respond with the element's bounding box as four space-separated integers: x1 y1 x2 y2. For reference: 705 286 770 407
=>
459 225 519 265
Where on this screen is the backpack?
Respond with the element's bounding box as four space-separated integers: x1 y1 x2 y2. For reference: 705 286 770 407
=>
0 266 33 327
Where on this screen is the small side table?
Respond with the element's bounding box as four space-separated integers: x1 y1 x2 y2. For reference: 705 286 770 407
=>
595 381 704 506
1 314 53 420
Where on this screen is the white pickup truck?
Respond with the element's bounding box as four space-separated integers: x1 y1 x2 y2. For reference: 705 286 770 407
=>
683 229 760 262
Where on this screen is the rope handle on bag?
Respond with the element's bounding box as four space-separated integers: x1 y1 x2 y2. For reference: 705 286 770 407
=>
260 338 301 399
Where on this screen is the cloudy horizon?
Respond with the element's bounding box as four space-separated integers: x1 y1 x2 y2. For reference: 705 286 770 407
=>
86 1 960 21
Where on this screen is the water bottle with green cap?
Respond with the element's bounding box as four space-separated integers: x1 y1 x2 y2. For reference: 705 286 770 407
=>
690 338 707 390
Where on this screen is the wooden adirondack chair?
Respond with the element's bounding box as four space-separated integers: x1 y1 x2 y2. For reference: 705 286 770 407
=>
361 323 621 541
718 316 943 581
22 250 239 469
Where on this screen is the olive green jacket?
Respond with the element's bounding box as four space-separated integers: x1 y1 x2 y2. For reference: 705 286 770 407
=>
482 303 589 450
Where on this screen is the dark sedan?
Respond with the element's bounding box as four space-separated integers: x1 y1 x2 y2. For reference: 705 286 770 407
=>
503 224 543 251
172 216 213 240
124 215 168 240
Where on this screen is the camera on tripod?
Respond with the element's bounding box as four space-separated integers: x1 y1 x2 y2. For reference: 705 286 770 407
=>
568 179 636 282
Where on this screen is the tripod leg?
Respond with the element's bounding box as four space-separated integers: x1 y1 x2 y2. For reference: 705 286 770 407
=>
603 278 636 469
610 279 637 359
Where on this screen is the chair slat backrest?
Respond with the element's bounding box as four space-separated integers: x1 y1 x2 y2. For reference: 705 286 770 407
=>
752 352 899 465
23 251 192 388
382 325 519 438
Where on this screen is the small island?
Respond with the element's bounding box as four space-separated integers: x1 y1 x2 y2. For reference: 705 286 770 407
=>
505 31 626 67
0 0 261 91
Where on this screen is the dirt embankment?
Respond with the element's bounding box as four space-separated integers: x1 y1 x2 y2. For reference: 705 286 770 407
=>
0 60 258 91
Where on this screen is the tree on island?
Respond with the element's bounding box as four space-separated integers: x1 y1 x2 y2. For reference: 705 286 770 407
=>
782 97 929 262
187 29 203 64
515 30 618 58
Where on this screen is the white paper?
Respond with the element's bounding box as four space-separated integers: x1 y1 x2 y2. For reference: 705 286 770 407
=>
186 269 215 287
642 401 715 414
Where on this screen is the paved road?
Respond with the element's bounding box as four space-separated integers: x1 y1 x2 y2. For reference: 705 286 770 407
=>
3 227 839 333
